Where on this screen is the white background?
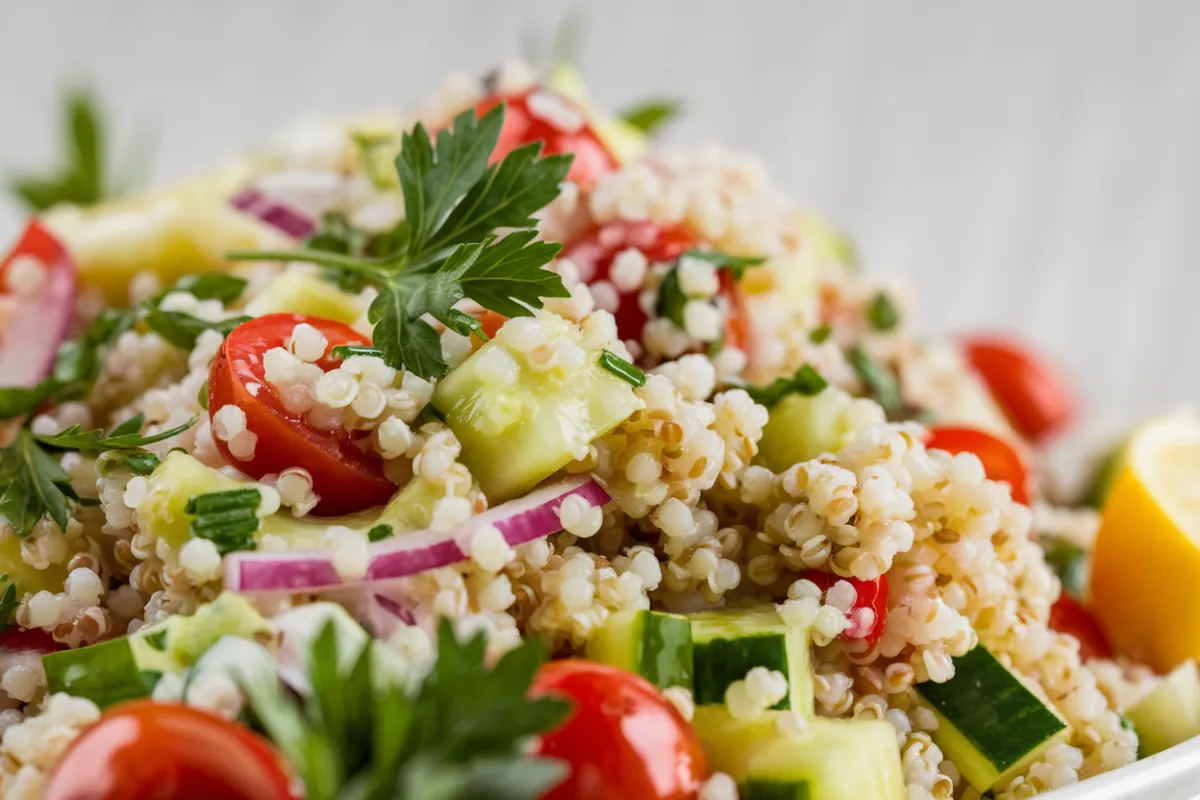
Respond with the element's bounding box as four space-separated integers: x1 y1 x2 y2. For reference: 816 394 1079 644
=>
2 0 1199 463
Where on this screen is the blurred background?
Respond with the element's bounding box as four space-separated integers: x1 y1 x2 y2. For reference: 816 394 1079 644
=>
1 0 1197 469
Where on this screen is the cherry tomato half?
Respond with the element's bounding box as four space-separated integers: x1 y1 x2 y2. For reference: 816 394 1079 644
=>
962 335 1077 443
43 701 294 800
475 87 618 187
563 221 697 342
925 425 1032 505
802 572 889 644
208 314 395 515
1049 595 1112 662
530 660 707 800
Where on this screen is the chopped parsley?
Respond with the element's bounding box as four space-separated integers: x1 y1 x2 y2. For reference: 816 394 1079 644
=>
866 291 900 331
618 99 683 136
367 523 394 543
847 345 902 413
332 345 385 361
186 489 261 556
142 628 169 652
241 618 570 800
744 364 829 408
598 350 646 387
680 249 766 280
656 248 765 331
809 324 833 344
229 104 572 380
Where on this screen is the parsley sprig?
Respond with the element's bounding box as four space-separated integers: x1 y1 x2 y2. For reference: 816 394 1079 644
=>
656 248 766 331
0 414 194 538
228 104 573 380
243 619 569 800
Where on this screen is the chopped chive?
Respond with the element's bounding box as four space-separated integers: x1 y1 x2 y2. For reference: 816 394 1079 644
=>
367 524 394 542
744 363 829 408
598 350 646 387
190 510 260 555
848 346 902 412
866 291 900 331
185 488 261 516
143 628 169 651
679 249 766 280
197 379 209 410
332 345 384 360
809 324 832 344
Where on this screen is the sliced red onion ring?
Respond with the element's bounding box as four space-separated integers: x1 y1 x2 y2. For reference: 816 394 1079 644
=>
0 221 77 388
225 476 609 594
230 188 316 240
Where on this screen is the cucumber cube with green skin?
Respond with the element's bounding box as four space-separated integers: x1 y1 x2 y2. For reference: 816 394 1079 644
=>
1126 658 1200 756
916 644 1068 792
757 387 854 473
586 609 693 691
43 591 270 708
432 313 643 502
693 707 906 800
689 607 813 716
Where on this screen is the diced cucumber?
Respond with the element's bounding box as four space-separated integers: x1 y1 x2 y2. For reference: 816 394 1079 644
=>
757 387 854 473
244 270 365 323
1126 659 1200 756
689 607 813 715
916 644 1068 791
693 708 905 800
0 534 68 598
432 313 642 502
43 592 269 707
585 609 693 690
1081 437 1130 510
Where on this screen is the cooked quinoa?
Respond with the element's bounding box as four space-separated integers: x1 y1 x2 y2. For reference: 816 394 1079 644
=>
0 58 1185 800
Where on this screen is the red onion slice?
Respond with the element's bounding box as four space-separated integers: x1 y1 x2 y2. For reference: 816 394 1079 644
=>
0 221 77 388
230 188 316 240
225 476 609 594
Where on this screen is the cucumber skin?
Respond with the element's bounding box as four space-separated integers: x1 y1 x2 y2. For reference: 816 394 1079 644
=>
741 780 813 800
1127 659 1200 756
586 609 694 691
917 645 1067 791
693 633 794 709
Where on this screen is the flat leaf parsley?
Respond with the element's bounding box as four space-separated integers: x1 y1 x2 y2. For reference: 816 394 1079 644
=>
228 104 574 380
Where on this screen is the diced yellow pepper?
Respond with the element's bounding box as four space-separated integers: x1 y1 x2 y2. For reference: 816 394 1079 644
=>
1091 412 1200 672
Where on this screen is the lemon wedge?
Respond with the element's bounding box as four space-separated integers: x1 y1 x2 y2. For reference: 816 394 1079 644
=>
1091 410 1200 671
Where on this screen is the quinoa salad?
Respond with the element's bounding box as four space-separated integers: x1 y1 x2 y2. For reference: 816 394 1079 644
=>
0 59 1197 800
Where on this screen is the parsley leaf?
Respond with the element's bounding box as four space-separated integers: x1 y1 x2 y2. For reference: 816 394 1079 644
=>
243 618 569 800
0 582 19 631
35 412 195 453
0 429 78 537
809 324 832 344
618 99 683 136
866 291 900 331
143 309 251 350
848 345 902 413
744 363 829 408
680 249 766 280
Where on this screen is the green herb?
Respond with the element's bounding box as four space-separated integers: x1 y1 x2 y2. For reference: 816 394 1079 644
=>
113 451 161 476
143 628 169 652
169 274 248 304
367 524 394 543
618 99 683 136
0 429 78 537
187 488 261 555
352 132 401 191
866 291 900 331
598 350 645 387
242 618 570 800
848 346 902 412
8 87 149 211
1038 535 1088 598
419 404 447 425
197 380 209 411
744 364 828 408
228 105 573 380
35 412 194 453
0 583 19 631
809 324 832 344
655 266 687 328
143 309 251 350
332 345 385 361
680 249 766 280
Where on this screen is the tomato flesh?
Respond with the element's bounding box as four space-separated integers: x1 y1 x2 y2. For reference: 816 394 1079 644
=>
1049 595 1112 662
802 572 889 644
563 222 697 343
43 701 293 800
924 425 1032 505
530 660 707 800
962 335 1077 443
208 314 395 515
474 87 617 187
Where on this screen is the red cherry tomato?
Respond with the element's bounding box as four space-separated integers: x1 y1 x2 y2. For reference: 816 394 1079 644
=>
530 660 707 800
563 222 697 342
961 335 1077 443
924 425 1032 505
43 701 294 800
802 572 890 644
208 314 395 515
1049 595 1112 662
718 269 754 354
475 87 617 187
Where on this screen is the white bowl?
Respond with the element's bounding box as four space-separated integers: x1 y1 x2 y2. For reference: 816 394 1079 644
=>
1045 737 1200 799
